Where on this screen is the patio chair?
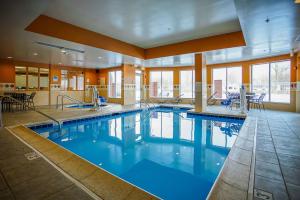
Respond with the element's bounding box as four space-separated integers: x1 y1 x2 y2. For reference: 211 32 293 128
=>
25 92 36 109
250 93 265 111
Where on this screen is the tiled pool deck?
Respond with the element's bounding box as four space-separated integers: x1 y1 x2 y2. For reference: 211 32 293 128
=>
1 104 299 199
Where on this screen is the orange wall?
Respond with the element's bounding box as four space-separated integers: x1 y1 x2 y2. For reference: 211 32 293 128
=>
0 59 15 83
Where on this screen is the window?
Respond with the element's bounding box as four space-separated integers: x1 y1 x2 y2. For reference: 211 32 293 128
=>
150 71 173 98
61 70 68 90
108 71 122 98
135 70 141 102
39 68 49 90
212 66 242 99
77 74 84 90
15 66 27 90
15 66 49 91
60 70 84 91
252 60 290 103
28 67 39 90
180 70 195 98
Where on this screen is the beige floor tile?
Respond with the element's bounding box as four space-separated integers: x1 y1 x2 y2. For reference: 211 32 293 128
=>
42 146 73 164
125 188 157 200
220 159 250 191
58 155 98 181
209 180 247 200
82 169 134 200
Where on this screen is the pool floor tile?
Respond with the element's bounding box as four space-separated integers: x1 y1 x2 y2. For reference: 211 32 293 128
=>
254 175 289 200
255 161 283 182
281 166 300 186
286 183 300 200
0 189 15 200
10 169 74 200
256 150 278 165
277 154 300 169
44 185 95 200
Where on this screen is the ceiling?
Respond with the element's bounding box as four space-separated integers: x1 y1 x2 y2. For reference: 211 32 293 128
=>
0 0 299 68
43 0 240 48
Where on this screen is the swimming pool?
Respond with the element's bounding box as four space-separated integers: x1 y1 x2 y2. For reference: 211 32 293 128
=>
30 107 244 200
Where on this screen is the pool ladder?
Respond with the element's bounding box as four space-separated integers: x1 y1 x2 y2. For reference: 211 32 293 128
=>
56 94 85 110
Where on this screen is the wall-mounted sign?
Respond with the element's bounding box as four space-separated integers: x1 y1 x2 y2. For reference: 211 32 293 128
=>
53 75 59 82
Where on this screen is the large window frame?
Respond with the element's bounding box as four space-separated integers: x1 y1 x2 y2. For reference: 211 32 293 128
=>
149 71 173 98
179 70 195 98
108 70 122 98
15 66 49 91
212 66 242 99
251 60 291 103
60 70 84 91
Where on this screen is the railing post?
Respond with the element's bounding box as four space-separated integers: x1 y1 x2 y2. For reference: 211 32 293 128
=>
0 99 2 128
62 96 64 110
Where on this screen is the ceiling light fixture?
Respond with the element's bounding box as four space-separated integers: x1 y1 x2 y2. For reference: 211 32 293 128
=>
7 56 13 59
33 53 38 56
35 42 85 54
58 62 62 65
98 56 102 59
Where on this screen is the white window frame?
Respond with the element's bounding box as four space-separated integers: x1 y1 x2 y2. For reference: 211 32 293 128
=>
251 60 291 103
179 70 195 99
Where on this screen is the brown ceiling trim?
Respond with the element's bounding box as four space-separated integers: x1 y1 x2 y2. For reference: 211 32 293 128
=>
25 15 145 59
144 31 246 59
26 15 246 60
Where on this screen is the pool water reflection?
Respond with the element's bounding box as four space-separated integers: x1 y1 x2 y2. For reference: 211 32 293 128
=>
31 108 243 200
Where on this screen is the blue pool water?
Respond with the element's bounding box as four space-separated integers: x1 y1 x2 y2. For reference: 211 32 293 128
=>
31 107 244 200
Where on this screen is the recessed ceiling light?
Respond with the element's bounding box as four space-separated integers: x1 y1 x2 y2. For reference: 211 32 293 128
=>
98 56 102 59
60 48 66 53
33 53 38 56
7 56 13 59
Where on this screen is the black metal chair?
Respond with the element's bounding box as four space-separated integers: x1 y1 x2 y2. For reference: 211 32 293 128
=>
25 92 36 109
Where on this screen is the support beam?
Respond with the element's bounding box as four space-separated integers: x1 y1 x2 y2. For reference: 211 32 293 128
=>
194 53 207 112
122 64 136 105
145 32 246 59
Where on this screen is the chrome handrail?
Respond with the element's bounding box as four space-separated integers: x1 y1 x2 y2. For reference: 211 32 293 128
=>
56 94 85 110
3 95 61 127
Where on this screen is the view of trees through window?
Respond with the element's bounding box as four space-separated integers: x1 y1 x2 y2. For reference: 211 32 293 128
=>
180 70 195 98
252 60 290 103
212 66 242 99
108 71 122 98
150 71 173 98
